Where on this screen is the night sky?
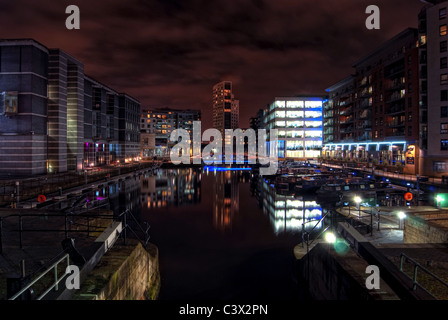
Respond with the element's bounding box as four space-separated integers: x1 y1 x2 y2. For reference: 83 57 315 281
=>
0 0 426 128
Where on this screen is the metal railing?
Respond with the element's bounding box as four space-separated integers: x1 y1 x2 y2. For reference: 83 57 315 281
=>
399 253 448 298
9 254 70 300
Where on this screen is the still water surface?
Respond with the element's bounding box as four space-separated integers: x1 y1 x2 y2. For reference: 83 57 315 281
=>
137 168 324 300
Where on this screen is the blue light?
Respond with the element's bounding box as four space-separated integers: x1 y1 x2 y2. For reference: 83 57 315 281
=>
204 166 252 172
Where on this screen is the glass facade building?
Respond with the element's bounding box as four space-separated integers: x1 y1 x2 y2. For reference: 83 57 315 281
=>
263 96 325 159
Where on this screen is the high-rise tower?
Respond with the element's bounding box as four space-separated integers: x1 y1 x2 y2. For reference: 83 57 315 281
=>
212 81 239 137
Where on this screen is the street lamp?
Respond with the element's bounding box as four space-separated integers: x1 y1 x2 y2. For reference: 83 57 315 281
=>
436 195 444 209
397 211 406 229
324 231 337 244
354 196 362 218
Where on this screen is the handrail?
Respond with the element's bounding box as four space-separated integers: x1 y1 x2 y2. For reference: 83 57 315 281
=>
399 253 448 297
9 254 70 300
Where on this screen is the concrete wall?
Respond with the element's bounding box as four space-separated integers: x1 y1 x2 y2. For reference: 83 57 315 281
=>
297 243 398 300
72 240 160 300
404 213 448 243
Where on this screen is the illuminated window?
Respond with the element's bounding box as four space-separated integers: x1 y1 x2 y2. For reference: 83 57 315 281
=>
286 101 304 109
434 161 447 172
0 92 18 116
442 139 448 150
440 24 447 36
442 123 448 134
442 74 448 85
420 35 427 46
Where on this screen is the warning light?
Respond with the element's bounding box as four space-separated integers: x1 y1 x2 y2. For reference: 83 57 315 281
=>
404 192 413 201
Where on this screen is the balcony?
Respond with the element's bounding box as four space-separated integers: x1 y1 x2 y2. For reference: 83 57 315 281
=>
359 120 372 130
340 127 353 134
386 79 405 91
388 121 405 128
386 92 405 104
359 99 372 109
359 87 371 98
357 132 371 141
339 97 353 106
340 116 353 125
385 65 405 78
340 107 353 115
385 104 406 115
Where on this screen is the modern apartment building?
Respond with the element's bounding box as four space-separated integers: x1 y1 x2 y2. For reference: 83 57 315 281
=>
0 39 140 176
140 108 201 157
212 81 239 137
418 0 448 177
323 28 420 174
263 96 325 160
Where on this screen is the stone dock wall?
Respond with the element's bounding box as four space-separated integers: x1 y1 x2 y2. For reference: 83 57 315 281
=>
72 240 160 300
404 212 448 243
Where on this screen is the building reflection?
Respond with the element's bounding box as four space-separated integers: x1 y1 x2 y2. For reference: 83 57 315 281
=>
257 177 323 235
211 171 241 232
140 168 201 209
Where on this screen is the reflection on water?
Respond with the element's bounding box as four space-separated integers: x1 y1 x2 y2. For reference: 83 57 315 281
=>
213 171 241 232
140 168 202 209
257 178 323 235
137 168 316 300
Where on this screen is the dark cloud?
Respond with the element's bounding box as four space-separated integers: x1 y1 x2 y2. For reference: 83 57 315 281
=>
0 0 425 127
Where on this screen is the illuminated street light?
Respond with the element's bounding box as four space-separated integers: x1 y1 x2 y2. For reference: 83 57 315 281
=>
324 232 337 244
436 194 445 209
397 211 406 229
354 196 362 218
397 211 407 220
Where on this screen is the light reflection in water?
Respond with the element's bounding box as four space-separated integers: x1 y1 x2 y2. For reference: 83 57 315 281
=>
259 178 323 235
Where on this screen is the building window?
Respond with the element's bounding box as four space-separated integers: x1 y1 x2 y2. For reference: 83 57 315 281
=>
442 74 448 85
442 90 448 101
434 161 447 172
441 8 447 20
0 92 18 116
408 112 412 122
441 24 448 36
442 57 448 69
442 139 448 150
443 106 448 118
442 41 448 53
442 123 448 134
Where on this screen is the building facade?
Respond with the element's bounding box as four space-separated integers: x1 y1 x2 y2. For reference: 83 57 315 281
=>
323 28 420 175
418 0 448 177
0 39 140 176
140 108 201 157
212 81 239 137
263 96 324 160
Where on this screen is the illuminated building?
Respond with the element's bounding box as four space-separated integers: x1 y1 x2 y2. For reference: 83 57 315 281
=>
140 108 201 157
262 96 325 160
323 28 420 175
260 180 322 235
0 39 140 175
418 1 448 176
212 81 239 138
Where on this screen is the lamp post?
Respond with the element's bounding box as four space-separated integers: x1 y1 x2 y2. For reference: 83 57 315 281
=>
436 195 444 209
397 211 406 230
354 196 362 219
